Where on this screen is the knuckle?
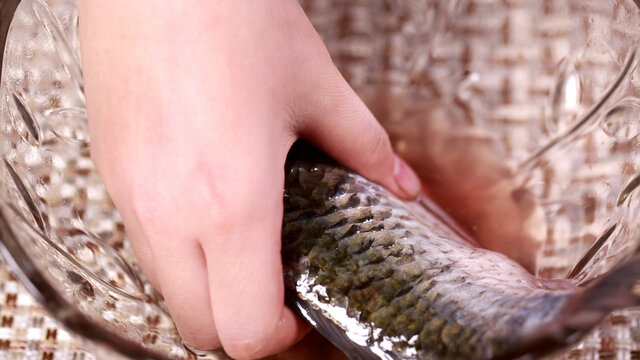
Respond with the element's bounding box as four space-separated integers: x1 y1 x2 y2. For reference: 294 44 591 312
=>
366 124 393 167
128 186 154 222
127 181 171 230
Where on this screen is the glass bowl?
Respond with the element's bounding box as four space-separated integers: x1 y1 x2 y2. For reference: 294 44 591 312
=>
1 0 640 359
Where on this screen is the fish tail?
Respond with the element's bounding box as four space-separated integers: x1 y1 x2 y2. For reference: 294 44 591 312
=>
501 254 640 360
563 253 640 332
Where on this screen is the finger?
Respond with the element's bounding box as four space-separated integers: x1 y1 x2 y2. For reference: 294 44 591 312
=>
294 68 422 200
116 203 162 293
150 235 221 349
127 184 220 349
203 157 307 359
204 223 306 359
96 165 163 292
90 146 162 292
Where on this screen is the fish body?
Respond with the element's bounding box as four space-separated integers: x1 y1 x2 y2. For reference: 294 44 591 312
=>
282 144 640 360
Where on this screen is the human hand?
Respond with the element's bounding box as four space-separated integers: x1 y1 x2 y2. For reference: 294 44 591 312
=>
78 1 421 358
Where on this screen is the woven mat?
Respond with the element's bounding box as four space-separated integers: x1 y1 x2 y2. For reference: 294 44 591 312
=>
0 258 92 360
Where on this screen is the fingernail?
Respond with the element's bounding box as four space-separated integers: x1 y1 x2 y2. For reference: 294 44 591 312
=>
394 155 421 199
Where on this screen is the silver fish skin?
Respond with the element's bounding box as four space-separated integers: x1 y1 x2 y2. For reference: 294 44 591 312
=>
281 145 640 360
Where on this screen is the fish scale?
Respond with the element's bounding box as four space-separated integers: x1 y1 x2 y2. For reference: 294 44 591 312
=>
281 144 640 359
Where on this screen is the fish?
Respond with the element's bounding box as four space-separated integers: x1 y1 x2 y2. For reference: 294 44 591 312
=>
367 96 547 273
281 142 640 360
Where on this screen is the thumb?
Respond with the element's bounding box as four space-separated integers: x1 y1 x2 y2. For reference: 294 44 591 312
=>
295 69 421 200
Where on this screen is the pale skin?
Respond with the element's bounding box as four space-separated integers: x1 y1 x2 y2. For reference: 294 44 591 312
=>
78 1 421 359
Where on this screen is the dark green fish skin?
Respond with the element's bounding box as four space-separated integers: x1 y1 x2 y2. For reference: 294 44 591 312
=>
281 146 640 360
